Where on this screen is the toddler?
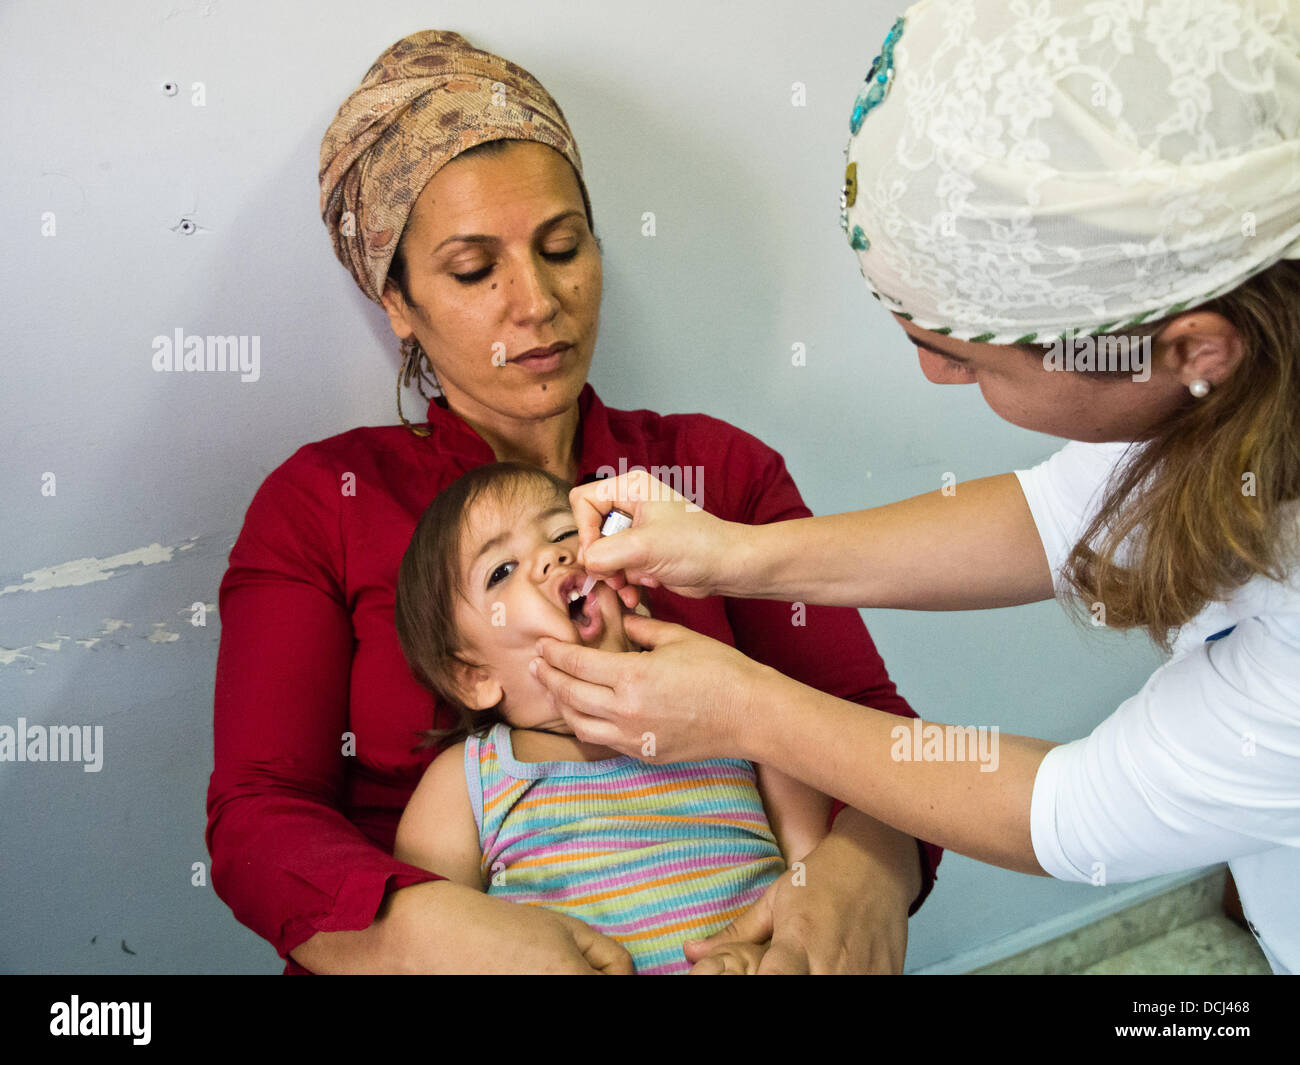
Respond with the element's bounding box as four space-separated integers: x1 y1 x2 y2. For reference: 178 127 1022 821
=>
393 462 827 974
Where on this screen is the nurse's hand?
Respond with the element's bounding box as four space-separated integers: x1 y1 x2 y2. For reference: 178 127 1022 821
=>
568 470 741 608
532 615 770 763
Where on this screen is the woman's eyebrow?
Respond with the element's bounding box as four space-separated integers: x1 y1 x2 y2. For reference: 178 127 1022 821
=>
433 210 585 254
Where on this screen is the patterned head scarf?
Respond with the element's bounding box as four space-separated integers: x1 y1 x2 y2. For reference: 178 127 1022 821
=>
841 0 1300 345
319 30 591 307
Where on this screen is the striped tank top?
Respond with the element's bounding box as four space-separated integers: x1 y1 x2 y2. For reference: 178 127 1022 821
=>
464 723 786 974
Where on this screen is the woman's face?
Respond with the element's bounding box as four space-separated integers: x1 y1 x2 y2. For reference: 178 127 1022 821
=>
381 141 602 426
450 481 633 733
892 313 1214 442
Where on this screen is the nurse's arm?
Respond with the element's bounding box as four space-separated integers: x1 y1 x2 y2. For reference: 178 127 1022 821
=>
731 473 1054 611
741 663 1058 876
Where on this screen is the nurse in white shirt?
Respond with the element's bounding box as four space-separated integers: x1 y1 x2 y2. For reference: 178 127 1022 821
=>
531 0 1300 973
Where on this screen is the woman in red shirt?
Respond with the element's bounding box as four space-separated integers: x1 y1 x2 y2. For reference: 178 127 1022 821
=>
205 28 940 974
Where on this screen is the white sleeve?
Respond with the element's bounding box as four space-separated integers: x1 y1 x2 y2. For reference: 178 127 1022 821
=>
1014 440 1135 593
1030 612 1300 884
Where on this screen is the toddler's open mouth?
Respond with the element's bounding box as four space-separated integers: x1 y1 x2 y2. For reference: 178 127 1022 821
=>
561 574 605 645
566 591 587 623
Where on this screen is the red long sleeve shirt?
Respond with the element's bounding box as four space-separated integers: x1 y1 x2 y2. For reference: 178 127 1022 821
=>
206 384 941 973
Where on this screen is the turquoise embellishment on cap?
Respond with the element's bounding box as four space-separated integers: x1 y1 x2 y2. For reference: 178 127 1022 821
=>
849 16 905 135
845 15 904 252
839 160 858 237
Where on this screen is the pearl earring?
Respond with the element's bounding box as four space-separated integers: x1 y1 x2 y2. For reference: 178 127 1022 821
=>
1188 379 1211 398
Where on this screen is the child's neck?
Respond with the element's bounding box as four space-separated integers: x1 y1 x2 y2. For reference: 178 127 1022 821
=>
508 725 619 764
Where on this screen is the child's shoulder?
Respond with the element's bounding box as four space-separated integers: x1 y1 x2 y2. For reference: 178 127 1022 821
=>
395 739 484 888
414 740 470 796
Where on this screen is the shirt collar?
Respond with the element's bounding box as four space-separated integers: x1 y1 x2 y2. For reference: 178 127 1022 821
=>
423 384 624 479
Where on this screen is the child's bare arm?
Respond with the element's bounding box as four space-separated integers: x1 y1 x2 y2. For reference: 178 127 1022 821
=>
755 764 832 866
394 742 484 890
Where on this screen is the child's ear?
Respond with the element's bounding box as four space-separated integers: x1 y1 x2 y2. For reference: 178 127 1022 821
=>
446 654 503 711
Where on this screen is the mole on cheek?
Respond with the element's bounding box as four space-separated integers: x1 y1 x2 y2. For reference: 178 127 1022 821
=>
491 282 497 290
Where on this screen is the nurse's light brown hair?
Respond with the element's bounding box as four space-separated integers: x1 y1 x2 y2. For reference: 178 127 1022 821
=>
1047 259 1300 648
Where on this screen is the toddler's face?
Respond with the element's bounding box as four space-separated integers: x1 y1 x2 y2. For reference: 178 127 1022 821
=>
450 481 634 733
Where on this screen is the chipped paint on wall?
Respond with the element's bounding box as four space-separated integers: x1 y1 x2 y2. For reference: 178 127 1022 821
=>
0 539 197 597
1 605 216 671
147 624 181 644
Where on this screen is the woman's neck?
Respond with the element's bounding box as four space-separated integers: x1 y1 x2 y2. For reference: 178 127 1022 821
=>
444 390 581 482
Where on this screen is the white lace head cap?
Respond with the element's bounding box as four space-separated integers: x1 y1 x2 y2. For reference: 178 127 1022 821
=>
841 0 1300 345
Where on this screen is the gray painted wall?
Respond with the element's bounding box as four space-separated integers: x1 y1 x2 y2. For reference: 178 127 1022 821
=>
2 0 1169 974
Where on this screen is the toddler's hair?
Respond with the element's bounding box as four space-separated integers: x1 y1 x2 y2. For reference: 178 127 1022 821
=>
395 461 574 749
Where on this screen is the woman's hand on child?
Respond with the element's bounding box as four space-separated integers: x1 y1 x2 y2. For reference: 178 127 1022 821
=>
379 881 636 974
682 831 910 974
685 939 768 975
532 615 770 763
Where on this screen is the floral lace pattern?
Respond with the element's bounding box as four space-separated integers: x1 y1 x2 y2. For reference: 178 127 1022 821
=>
843 0 1300 344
